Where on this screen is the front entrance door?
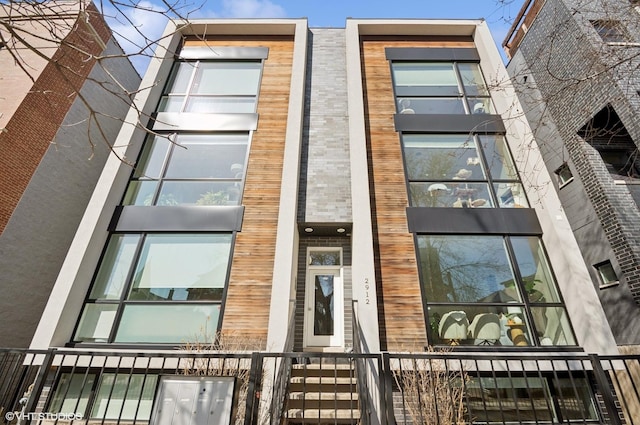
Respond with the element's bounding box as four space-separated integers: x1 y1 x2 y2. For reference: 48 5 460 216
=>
303 249 344 348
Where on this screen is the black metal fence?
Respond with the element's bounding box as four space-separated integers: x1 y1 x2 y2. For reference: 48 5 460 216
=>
1 348 639 425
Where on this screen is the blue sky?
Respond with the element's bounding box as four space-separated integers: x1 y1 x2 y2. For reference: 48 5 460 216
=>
107 0 524 72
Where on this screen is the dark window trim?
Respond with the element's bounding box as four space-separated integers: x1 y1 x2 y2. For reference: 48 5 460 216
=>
385 47 480 61
594 260 620 289
406 207 542 235
555 162 574 188
395 114 505 133
112 205 245 232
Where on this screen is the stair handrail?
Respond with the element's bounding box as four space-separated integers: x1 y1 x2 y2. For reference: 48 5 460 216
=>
352 300 373 425
269 300 296 425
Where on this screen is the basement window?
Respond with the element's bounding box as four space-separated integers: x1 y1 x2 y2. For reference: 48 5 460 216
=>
554 163 574 188
595 260 619 288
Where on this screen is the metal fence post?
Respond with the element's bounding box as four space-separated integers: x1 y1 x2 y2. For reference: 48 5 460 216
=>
381 353 396 425
23 349 56 425
244 352 263 425
589 354 623 425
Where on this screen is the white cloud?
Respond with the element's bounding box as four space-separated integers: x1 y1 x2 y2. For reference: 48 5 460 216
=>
219 0 287 18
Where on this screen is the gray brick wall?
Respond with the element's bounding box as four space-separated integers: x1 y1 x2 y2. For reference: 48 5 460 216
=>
0 39 140 348
299 28 352 223
507 0 640 343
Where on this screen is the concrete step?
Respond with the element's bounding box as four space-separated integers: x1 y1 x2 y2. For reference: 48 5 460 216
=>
288 391 359 410
289 392 359 401
291 363 356 378
286 408 361 423
289 376 357 393
290 376 356 385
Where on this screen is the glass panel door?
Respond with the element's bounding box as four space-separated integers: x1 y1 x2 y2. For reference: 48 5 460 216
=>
314 273 335 336
304 248 343 348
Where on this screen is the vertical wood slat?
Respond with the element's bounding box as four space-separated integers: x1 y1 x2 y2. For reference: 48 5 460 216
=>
360 38 474 350
184 38 295 344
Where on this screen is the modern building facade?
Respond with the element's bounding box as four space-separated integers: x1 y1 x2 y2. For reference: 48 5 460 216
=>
503 0 640 349
2 15 639 425
0 0 140 347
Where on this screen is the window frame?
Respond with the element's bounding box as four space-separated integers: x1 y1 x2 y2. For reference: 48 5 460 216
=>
591 20 629 44
158 59 264 114
465 373 600 423
417 234 578 348
49 372 159 421
400 133 529 209
72 232 235 345
390 60 495 115
555 162 574 188
594 260 620 289
122 132 252 207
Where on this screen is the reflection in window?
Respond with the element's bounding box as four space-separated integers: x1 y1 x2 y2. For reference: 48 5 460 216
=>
402 134 528 208
419 235 576 347
123 134 249 207
466 376 598 423
50 373 158 420
74 233 232 343
309 250 341 266
595 260 620 288
391 61 494 115
49 373 96 415
91 374 158 420
314 274 335 336
555 163 574 187
158 60 262 113
591 20 629 43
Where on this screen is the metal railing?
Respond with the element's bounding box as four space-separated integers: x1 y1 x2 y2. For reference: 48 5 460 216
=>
1 348 640 425
352 300 373 425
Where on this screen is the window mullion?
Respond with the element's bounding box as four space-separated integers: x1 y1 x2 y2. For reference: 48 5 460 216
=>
181 61 200 112
503 235 538 346
151 134 178 206
107 234 147 343
453 62 470 114
474 134 501 207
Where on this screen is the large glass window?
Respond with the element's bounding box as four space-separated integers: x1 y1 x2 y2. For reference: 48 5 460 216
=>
123 133 249 206
391 61 494 115
74 233 232 344
466 376 598 422
50 373 158 421
418 235 576 347
158 60 262 113
403 134 528 208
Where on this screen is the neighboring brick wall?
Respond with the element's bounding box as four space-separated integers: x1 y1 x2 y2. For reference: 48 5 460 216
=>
0 5 111 233
511 0 640 307
299 28 352 223
0 5 139 347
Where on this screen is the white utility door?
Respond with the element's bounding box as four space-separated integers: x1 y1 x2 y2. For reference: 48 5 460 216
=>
151 376 235 425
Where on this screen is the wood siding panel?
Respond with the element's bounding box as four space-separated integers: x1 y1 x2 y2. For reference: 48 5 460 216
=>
189 38 294 345
361 38 473 350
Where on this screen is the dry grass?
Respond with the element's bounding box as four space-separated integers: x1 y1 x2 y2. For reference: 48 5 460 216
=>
392 345 468 425
179 331 267 425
